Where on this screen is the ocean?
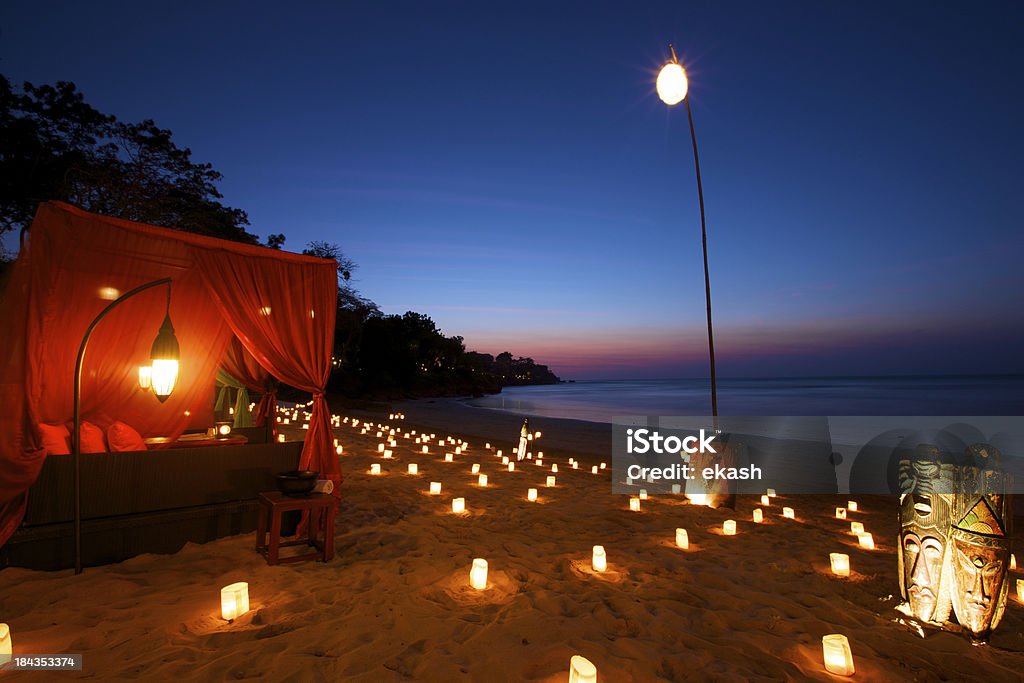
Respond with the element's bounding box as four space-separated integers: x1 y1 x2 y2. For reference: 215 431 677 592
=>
465 376 1024 424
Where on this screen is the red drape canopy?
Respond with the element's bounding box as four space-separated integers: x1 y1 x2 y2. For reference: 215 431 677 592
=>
0 201 339 547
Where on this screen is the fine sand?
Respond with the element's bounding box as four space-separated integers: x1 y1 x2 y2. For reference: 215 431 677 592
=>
2 399 1024 681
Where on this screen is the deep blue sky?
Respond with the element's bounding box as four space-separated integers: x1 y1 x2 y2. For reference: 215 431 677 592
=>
3 1 1022 379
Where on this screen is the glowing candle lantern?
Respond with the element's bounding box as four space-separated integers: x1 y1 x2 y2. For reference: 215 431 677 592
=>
335 446 343 455
422 445 429 454
629 497 640 512
220 582 250 620
783 507 795 519
753 509 763 523
429 481 442 495
723 520 737 535
455 447 462 455
830 553 851 577
535 431 542 438
835 507 847 519
438 439 444 447
1011 553 1017 570
592 545 607 572
675 528 689 549
569 655 597 683
547 476 556 487
445 453 454 462
552 464 558 473
502 456 509 465
277 434 286 443
408 463 418 475
592 466 599 474
370 464 381 475
1017 578 1024 602
471 464 480 474
138 365 152 390
0 623 10 666
767 488 777 497
478 474 488 487
857 533 874 550
508 463 515 472
760 495 770 506
378 443 385 452
486 442 491 449
452 497 466 514
639 489 648 500
821 634 855 676
527 488 538 502
600 462 607 469
850 521 864 534
536 459 543 467
496 450 502 457
572 462 579 470
469 558 488 590
847 501 858 512
383 449 393 459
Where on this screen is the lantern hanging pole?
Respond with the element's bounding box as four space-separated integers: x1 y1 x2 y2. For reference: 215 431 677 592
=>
72 277 172 575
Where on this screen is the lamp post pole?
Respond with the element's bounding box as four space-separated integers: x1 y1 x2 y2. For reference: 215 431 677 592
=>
72 277 172 575
657 45 719 433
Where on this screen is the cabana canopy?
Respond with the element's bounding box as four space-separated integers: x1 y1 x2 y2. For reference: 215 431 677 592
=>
0 201 340 547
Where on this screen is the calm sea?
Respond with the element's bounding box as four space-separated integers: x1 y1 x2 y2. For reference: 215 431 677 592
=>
465 376 1024 423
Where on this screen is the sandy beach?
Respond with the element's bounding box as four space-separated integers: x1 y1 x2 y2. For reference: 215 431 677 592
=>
2 399 1023 681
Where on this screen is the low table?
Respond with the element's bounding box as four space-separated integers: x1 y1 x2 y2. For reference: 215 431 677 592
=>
255 491 337 565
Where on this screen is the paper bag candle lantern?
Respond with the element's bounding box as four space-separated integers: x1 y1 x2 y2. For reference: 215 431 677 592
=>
760 495 770 506
527 488 538 502
752 509 763 523
850 521 864 534
429 482 442 495
569 655 597 683
478 474 488 487
723 520 737 535
452 498 466 514
629 497 640 512
592 545 607 572
858 533 874 550
782 507 795 519
830 553 850 577
675 528 689 549
407 463 418 475
220 582 250 620
369 464 381 475
547 476 556 487
470 558 488 590
0 623 10 666
836 507 847 519
821 634 854 676
848 501 858 512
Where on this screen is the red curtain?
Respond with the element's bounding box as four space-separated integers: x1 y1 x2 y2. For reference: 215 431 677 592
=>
192 248 340 491
0 202 340 548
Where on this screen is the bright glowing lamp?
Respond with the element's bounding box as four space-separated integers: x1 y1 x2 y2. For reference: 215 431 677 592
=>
149 304 180 403
656 61 688 106
470 558 488 590
429 481 441 495
215 421 231 437
527 488 538 502
547 476 556 487
857 533 874 550
277 434 286 443
370 464 381 475
830 553 850 577
592 545 607 572
675 528 689 549
600 462 606 469
723 520 737 535
850 521 864 534
760 495 770 506
220 582 250 620
0 623 10 666
629 497 640 512
847 501 858 512
452 497 466 514
783 507 795 519
752 509 763 523
569 654 597 683
478 474 488 487
836 507 847 519
408 463 418 475
138 366 152 390
336 446 343 455
822 634 855 676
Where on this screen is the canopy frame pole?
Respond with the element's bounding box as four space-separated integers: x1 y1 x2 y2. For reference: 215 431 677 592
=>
72 277 172 575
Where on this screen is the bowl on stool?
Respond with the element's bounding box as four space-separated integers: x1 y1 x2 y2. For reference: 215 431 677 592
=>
276 470 319 497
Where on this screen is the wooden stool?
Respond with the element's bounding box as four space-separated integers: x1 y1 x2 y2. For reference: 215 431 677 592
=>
256 491 337 565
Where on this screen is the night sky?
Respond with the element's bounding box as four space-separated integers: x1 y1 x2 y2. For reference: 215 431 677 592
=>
3 1 1022 379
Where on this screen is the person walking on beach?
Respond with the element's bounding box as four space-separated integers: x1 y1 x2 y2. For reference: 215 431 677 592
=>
517 418 530 461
